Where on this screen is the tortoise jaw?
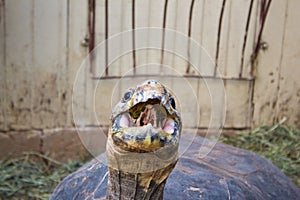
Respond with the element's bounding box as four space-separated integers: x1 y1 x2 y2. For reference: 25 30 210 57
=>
112 119 179 153
117 105 176 134
111 101 179 152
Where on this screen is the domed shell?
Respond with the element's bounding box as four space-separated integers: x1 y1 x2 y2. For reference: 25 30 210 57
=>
50 134 300 200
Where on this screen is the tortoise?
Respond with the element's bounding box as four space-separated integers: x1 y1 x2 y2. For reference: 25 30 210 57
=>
51 80 300 200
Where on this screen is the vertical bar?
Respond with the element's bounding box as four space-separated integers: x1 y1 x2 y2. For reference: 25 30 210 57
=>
88 0 95 74
239 0 254 78
260 0 266 22
105 0 109 76
88 0 95 53
132 0 136 74
160 0 169 69
252 0 272 64
186 0 196 74
214 0 227 77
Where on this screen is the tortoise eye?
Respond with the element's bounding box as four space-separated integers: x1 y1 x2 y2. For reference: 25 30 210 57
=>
122 91 132 102
169 97 176 109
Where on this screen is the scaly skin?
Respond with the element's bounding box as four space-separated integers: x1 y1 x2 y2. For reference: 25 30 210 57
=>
106 80 182 200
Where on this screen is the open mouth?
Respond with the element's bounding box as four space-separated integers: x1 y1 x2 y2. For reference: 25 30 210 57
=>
111 99 179 152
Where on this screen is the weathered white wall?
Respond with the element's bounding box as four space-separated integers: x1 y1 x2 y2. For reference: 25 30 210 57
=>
0 1 70 131
253 0 300 128
0 0 299 136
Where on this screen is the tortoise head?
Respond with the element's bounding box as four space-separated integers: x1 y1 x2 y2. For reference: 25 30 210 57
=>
110 80 182 152
107 80 182 199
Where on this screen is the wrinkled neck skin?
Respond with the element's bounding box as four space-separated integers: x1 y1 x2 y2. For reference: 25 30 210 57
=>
106 162 176 200
106 136 178 200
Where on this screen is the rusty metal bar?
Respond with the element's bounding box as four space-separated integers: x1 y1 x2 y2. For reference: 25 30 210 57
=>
105 0 109 76
160 0 169 68
260 0 266 23
88 0 95 53
214 0 227 77
88 0 96 74
239 0 254 78
132 0 136 74
186 0 196 74
252 0 272 64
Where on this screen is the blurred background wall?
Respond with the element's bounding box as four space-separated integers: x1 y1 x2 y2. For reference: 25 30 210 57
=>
0 0 299 161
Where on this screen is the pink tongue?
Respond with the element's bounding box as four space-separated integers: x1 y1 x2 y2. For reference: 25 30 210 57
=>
163 119 174 133
119 114 130 127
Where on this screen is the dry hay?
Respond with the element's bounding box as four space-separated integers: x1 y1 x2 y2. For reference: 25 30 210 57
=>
220 124 300 188
0 124 299 199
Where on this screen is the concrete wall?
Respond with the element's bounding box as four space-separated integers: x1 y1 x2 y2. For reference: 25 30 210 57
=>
0 0 299 161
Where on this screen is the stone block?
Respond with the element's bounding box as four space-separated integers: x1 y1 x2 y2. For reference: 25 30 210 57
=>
42 128 91 162
0 131 41 159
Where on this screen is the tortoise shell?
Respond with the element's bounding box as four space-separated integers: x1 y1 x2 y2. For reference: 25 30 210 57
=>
50 133 300 200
